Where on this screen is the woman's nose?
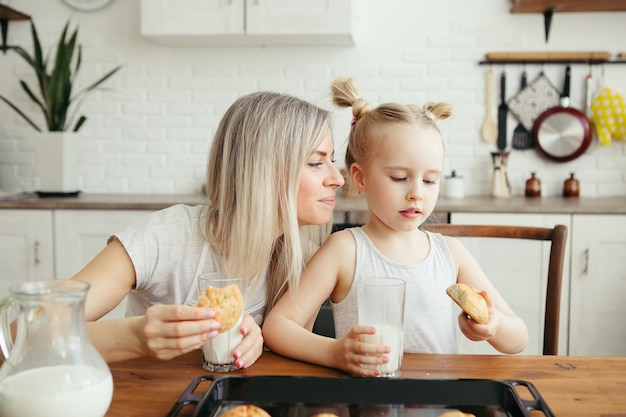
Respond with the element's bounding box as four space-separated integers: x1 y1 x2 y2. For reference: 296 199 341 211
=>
327 165 345 189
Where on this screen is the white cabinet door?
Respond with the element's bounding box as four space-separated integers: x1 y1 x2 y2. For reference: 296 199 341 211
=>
0 210 54 297
140 0 244 37
449 212 571 355
570 214 626 356
54 210 150 320
247 0 353 35
141 0 357 45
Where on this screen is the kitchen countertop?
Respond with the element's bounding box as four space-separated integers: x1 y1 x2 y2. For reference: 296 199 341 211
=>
0 193 625 214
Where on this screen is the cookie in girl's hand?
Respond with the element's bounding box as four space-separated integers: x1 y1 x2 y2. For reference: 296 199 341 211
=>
446 283 489 324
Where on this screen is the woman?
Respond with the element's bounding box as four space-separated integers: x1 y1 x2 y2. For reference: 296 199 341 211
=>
72 91 345 368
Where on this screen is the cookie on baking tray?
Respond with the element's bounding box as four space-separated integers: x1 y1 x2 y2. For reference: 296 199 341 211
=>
446 283 489 324
197 284 244 332
219 405 271 417
438 411 476 417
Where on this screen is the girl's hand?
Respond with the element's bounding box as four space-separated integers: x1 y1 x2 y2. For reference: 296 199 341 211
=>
331 325 390 377
232 314 264 369
458 291 500 342
139 304 220 361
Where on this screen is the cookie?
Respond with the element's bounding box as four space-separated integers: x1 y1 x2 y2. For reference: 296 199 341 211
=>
197 284 244 332
446 283 489 324
438 411 476 417
219 405 271 417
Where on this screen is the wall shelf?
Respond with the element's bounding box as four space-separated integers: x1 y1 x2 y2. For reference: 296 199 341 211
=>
509 0 626 42
510 0 626 13
0 4 30 50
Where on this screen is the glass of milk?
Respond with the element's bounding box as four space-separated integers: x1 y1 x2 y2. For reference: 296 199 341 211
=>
357 277 406 378
197 273 244 372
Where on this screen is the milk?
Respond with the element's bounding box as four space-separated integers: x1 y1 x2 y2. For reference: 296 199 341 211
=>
360 324 404 377
0 365 113 417
202 315 243 371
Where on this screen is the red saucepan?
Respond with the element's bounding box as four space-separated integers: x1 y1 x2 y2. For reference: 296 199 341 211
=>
532 65 592 162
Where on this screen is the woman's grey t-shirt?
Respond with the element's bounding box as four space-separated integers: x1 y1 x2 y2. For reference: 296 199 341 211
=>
113 204 267 325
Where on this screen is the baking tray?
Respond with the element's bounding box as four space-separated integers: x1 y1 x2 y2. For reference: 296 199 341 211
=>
166 375 554 417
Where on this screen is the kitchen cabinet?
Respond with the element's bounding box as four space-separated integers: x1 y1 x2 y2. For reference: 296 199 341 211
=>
140 0 359 46
569 214 626 356
449 212 571 356
0 208 149 318
54 210 150 320
0 210 54 298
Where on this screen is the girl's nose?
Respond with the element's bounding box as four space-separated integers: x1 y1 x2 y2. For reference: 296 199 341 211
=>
406 184 423 201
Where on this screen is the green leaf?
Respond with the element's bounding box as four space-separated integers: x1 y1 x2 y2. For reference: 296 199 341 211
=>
0 18 121 133
0 94 42 131
72 115 87 132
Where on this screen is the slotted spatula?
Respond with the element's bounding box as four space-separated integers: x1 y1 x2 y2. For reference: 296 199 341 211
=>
496 71 508 150
511 71 534 150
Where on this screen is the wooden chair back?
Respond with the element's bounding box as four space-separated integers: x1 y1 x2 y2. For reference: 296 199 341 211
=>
423 223 568 355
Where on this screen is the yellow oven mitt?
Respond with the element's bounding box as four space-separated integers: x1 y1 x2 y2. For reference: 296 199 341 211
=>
590 87 626 146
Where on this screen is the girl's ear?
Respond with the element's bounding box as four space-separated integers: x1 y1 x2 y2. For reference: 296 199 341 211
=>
349 163 366 193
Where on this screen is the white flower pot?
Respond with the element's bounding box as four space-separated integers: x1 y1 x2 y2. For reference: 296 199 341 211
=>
34 132 80 194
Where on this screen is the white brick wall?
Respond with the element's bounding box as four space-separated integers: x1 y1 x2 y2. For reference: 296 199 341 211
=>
1 0 625 197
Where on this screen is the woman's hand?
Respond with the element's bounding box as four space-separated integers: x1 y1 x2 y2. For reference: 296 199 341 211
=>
331 325 390 377
232 314 264 369
139 304 221 361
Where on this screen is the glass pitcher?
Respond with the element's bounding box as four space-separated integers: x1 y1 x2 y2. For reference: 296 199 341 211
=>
0 280 113 417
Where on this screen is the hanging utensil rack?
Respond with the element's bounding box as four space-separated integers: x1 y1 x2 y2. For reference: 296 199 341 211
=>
479 51 626 65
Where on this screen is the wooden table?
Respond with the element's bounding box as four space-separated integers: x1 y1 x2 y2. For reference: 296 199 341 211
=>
106 351 626 417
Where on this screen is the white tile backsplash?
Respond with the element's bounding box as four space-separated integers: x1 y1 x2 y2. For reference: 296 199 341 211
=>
0 0 625 196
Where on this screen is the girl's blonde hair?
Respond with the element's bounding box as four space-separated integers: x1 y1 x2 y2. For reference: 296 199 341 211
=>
205 91 331 312
331 77 453 169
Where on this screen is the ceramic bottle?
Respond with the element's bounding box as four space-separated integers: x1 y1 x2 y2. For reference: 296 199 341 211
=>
563 173 580 198
525 172 541 197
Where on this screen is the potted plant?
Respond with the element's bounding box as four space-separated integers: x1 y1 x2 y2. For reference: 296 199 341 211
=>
0 19 121 194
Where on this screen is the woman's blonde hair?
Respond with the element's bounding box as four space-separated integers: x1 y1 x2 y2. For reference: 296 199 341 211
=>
205 91 331 312
331 77 453 169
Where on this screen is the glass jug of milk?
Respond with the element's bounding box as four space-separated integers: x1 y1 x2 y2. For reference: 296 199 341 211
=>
0 280 113 417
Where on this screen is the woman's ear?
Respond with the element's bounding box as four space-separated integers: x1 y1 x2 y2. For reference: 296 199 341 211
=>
349 163 366 193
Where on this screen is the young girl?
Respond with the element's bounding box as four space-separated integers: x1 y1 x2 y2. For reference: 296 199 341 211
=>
71 91 345 366
263 78 528 377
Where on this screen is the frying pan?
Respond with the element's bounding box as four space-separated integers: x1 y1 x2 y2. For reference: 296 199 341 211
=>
532 65 592 162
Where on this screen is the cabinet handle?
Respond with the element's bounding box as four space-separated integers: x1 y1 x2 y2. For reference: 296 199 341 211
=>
34 241 40 266
583 248 589 275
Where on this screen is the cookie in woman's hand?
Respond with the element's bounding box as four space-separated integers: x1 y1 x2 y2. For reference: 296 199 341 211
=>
197 284 244 332
446 283 489 324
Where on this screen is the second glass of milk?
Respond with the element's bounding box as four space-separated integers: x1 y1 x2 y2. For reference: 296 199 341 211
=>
357 277 406 377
